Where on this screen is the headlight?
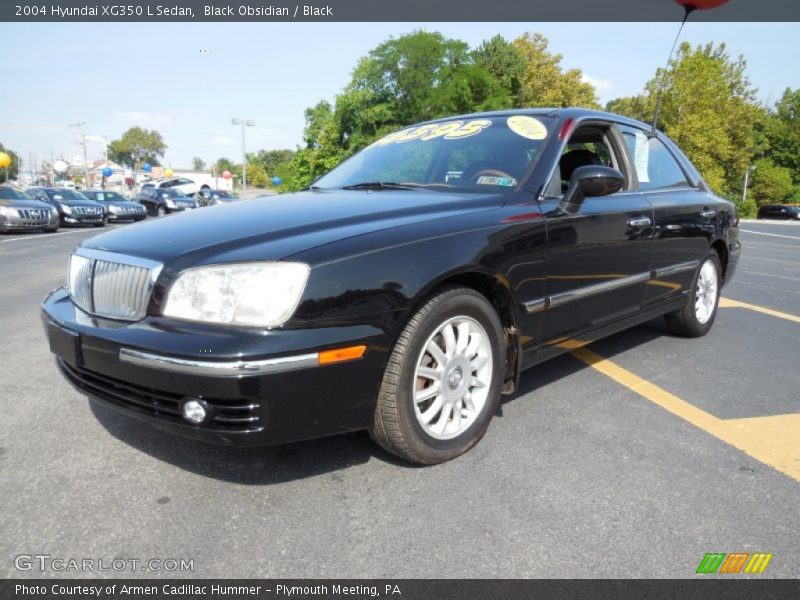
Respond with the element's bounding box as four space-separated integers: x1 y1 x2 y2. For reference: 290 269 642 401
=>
0 207 16 217
163 262 310 327
164 198 176 208
61 204 72 215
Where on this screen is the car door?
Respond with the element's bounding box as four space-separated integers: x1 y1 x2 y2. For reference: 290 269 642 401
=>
619 125 712 307
536 120 654 344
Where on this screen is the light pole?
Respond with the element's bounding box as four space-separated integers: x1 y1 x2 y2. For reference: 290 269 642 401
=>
231 117 254 194
743 164 756 204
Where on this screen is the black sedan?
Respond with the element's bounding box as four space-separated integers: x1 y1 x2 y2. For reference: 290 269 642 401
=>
196 189 239 207
27 187 107 227
757 204 800 220
137 186 198 217
0 186 60 233
42 108 740 465
81 190 147 222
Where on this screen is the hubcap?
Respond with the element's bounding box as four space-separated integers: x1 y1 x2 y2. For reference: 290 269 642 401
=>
695 259 718 325
412 316 493 440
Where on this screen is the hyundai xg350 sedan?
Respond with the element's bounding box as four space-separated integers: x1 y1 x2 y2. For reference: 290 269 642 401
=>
0 186 60 233
27 187 107 227
42 108 740 464
81 190 147 223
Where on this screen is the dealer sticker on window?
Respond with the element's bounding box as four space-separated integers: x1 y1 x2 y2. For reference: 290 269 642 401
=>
476 175 516 187
507 115 548 140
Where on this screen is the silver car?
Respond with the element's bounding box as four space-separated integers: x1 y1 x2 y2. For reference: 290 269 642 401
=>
0 186 59 233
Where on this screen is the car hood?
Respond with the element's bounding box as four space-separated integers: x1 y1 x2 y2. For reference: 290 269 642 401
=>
83 189 503 264
58 198 103 207
0 198 52 210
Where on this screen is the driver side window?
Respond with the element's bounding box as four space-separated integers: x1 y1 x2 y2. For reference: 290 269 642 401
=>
546 123 626 197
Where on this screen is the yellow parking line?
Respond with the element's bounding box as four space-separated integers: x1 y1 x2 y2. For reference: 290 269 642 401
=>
570 346 800 483
719 297 800 325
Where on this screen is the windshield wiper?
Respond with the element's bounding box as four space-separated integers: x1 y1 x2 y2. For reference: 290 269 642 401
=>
341 182 423 191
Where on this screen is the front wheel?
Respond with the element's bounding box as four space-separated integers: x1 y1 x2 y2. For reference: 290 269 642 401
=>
371 287 505 465
665 251 721 337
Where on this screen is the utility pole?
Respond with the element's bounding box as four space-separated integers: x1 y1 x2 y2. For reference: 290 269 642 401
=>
68 122 89 187
231 117 255 194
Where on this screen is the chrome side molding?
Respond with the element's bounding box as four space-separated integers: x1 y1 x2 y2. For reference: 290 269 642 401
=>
523 260 700 314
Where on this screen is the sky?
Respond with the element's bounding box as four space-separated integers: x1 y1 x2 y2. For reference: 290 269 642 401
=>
1 22 798 170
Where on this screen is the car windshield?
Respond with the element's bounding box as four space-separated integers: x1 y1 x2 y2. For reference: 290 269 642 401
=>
161 189 188 198
0 187 32 200
54 190 91 201
788 206 800 214
313 115 554 193
214 191 236 199
93 191 125 202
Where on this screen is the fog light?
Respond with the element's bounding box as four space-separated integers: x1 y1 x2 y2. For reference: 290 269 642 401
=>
181 398 209 424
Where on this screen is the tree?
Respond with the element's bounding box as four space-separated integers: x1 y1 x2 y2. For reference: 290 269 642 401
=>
473 35 525 105
245 163 269 188
760 88 800 185
192 157 206 171
108 127 166 170
248 149 294 175
512 33 600 109
606 42 761 195
749 158 795 205
0 142 20 180
214 157 235 173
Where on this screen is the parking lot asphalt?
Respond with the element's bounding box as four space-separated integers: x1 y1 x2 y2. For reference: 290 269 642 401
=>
0 219 798 578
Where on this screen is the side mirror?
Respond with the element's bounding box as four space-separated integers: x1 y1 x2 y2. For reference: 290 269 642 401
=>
559 165 625 214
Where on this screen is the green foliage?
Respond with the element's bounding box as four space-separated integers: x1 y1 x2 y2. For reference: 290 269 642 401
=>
214 157 235 174
192 157 206 171
282 31 603 191
749 158 794 206
247 149 294 180
245 162 269 188
108 127 166 169
513 33 600 109
0 142 20 180
732 195 757 219
759 88 800 185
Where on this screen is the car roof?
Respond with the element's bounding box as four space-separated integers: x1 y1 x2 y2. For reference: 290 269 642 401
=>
419 107 656 133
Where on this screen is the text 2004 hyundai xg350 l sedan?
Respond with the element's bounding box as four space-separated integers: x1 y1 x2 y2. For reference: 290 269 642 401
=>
42 108 740 464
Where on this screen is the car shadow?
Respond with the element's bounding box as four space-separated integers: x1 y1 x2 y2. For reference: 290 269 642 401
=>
90 318 671 485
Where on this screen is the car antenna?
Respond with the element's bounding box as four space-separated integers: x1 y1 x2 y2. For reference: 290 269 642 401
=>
651 4 694 138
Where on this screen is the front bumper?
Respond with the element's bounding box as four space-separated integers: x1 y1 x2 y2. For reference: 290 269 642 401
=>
62 213 105 225
42 288 393 446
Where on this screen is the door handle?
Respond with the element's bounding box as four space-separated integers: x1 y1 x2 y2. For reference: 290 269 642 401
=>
700 209 716 219
627 216 651 228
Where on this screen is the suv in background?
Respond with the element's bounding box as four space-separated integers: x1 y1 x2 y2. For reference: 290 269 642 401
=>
757 204 800 220
136 186 197 217
141 177 201 197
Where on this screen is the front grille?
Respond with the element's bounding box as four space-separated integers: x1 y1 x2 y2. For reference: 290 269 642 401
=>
68 249 162 321
17 208 50 220
73 206 104 216
58 359 263 432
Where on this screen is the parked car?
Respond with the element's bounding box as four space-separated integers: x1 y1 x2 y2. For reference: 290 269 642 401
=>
81 190 147 222
141 177 201 196
0 186 60 233
196 189 240 207
42 108 740 465
27 187 107 227
757 204 800 220
136 186 198 216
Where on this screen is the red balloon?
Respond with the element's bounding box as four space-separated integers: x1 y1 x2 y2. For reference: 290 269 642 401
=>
222 170 233 180
674 0 729 10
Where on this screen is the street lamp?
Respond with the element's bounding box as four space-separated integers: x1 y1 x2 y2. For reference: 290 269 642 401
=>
231 117 255 194
68 122 89 187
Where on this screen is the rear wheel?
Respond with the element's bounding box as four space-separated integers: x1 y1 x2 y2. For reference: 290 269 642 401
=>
665 251 721 338
371 287 505 464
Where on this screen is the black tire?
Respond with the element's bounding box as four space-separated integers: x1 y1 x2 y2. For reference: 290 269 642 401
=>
371 287 505 465
44 227 58 233
665 250 722 338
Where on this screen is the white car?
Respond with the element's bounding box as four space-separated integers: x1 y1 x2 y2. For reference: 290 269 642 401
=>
141 177 201 196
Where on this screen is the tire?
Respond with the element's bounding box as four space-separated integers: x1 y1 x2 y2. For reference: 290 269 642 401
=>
157 206 166 217
44 227 58 233
94 218 107 228
371 287 505 465
665 250 721 338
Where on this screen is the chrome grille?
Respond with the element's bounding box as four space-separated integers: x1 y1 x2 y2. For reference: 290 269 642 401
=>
18 208 50 220
68 249 163 321
73 206 104 216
